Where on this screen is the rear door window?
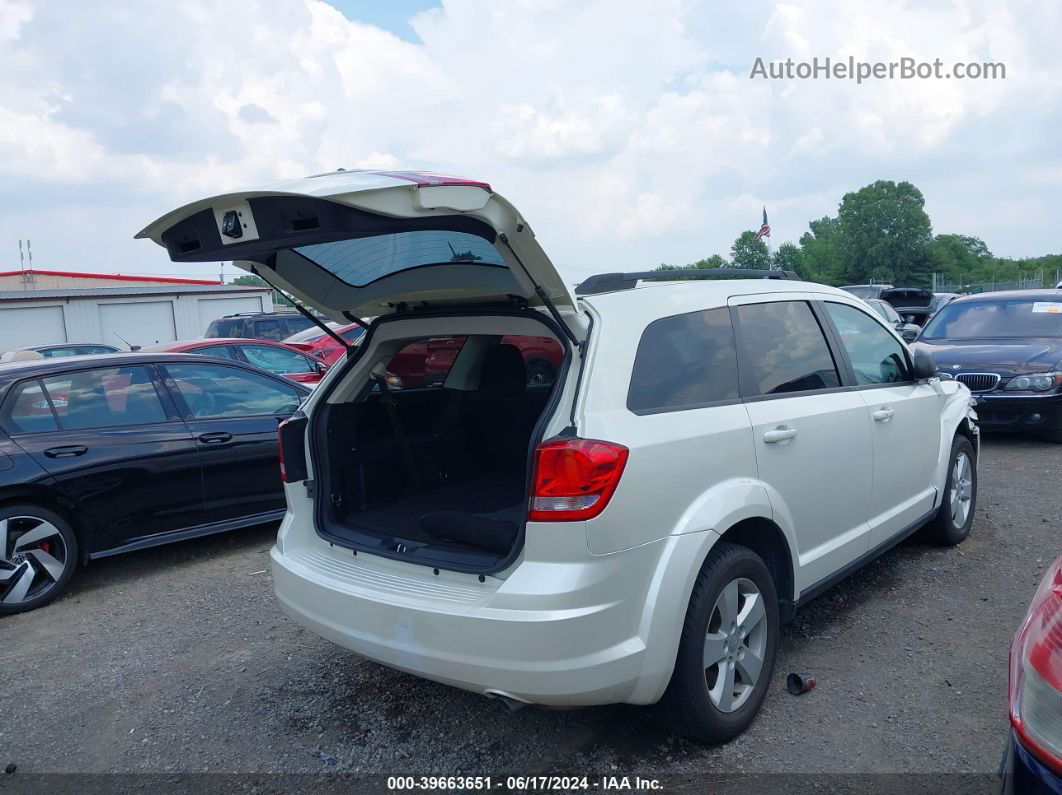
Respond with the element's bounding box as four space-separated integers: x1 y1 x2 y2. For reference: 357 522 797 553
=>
164 363 303 418
21 366 170 430
627 308 740 413
2 381 60 433
735 301 840 396
240 344 316 375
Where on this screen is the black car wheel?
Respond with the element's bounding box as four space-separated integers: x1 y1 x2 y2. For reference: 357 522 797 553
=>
922 435 977 545
0 505 78 615
660 542 779 744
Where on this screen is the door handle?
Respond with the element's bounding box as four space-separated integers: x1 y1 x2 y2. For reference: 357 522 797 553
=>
43 445 88 458
197 432 233 444
762 426 798 444
872 407 896 422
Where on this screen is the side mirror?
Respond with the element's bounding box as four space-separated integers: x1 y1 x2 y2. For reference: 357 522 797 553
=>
902 328 918 342
912 348 937 381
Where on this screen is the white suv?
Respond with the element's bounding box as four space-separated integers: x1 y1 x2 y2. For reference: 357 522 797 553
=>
140 171 980 742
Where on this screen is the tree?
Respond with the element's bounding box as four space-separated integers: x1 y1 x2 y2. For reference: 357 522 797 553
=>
771 242 807 277
232 272 294 305
798 216 845 284
926 234 992 283
232 274 269 288
730 231 771 269
837 180 933 286
656 253 729 271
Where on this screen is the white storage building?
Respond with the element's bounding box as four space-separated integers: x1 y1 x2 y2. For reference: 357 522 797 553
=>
0 269 273 350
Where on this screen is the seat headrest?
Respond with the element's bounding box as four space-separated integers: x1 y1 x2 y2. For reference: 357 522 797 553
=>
478 343 526 396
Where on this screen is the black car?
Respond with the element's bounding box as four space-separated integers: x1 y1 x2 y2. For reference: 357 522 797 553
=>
914 290 1062 441
0 352 310 613
204 311 325 342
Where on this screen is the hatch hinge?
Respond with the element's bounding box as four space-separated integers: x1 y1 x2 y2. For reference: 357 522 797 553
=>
304 480 316 499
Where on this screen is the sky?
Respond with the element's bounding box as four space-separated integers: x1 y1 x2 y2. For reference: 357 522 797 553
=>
1 0 1060 284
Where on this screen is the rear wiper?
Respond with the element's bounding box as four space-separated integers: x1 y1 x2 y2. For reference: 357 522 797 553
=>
250 265 358 356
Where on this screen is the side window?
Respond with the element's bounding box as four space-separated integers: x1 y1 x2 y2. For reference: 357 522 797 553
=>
825 302 913 385
736 301 841 396
40 347 78 358
240 345 315 374
193 345 238 360
387 338 467 389
165 363 302 418
36 366 168 430
627 308 740 413
2 381 60 434
78 345 118 355
253 319 285 341
283 316 314 336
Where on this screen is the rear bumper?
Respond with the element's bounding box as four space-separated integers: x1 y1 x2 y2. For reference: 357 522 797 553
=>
973 393 1062 433
270 530 703 706
1002 730 1062 794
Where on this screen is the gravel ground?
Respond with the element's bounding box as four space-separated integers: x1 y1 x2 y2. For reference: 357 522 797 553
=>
1 435 1058 785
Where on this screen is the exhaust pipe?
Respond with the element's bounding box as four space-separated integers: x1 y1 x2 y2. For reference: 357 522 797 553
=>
485 690 529 713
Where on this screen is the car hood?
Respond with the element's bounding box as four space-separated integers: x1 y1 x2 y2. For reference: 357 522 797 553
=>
914 338 1062 376
136 170 581 331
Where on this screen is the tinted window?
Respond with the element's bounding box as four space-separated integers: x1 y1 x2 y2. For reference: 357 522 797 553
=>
39 347 79 358
736 301 840 395
165 363 302 418
77 345 118 355
282 316 314 336
193 345 238 360
253 319 285 341
204 318 246 338
35 366 168 430
2 381 59 433
387 337 467 390
825 302 912 385
295 231 505 287
240 344 315 374
922 298 1062 340
627 308 739 413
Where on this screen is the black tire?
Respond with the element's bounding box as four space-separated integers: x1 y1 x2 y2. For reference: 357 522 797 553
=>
922 435 977 545
0 504 78 615
660 542 779 744
1039 430 1062 444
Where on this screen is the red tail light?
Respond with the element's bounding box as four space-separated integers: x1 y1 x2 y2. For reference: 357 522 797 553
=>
278 416 308 483
528 438 628 521
1009 555 1062 774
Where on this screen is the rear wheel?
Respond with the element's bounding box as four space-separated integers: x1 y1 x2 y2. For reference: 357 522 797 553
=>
660 542 779 744
0 505 78 614
922 435 977 545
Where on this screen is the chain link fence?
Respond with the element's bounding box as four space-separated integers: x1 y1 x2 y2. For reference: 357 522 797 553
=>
931 269 1061 294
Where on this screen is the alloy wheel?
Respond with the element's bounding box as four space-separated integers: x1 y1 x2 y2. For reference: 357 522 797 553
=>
702 577 769 713
949 451 973 528
0 516 69 606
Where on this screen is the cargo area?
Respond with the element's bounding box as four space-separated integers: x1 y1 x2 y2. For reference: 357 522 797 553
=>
312 323 565 571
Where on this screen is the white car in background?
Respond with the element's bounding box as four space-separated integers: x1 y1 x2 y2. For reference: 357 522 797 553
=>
140 171 980 743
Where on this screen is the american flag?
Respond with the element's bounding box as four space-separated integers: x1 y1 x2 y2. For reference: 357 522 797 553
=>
754 206 770 240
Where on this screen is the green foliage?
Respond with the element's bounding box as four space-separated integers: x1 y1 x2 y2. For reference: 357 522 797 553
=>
730 231 771 269
231 272 294 305
837 180 933 286
652 180 1059 288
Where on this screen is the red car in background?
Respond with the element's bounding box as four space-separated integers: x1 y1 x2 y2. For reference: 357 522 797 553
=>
284 324 562 389
140 339 326 385
284 323 366 366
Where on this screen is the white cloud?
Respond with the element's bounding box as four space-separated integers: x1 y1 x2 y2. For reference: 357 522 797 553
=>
0 0 1060 281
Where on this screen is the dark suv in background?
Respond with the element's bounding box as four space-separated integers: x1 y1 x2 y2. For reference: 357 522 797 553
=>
204 311 325 342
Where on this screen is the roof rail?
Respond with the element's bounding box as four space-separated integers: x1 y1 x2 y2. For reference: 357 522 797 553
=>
574 268 799 296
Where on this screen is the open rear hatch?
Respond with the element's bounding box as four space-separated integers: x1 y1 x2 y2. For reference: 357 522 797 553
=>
138 170 582 573
136 170 582 331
